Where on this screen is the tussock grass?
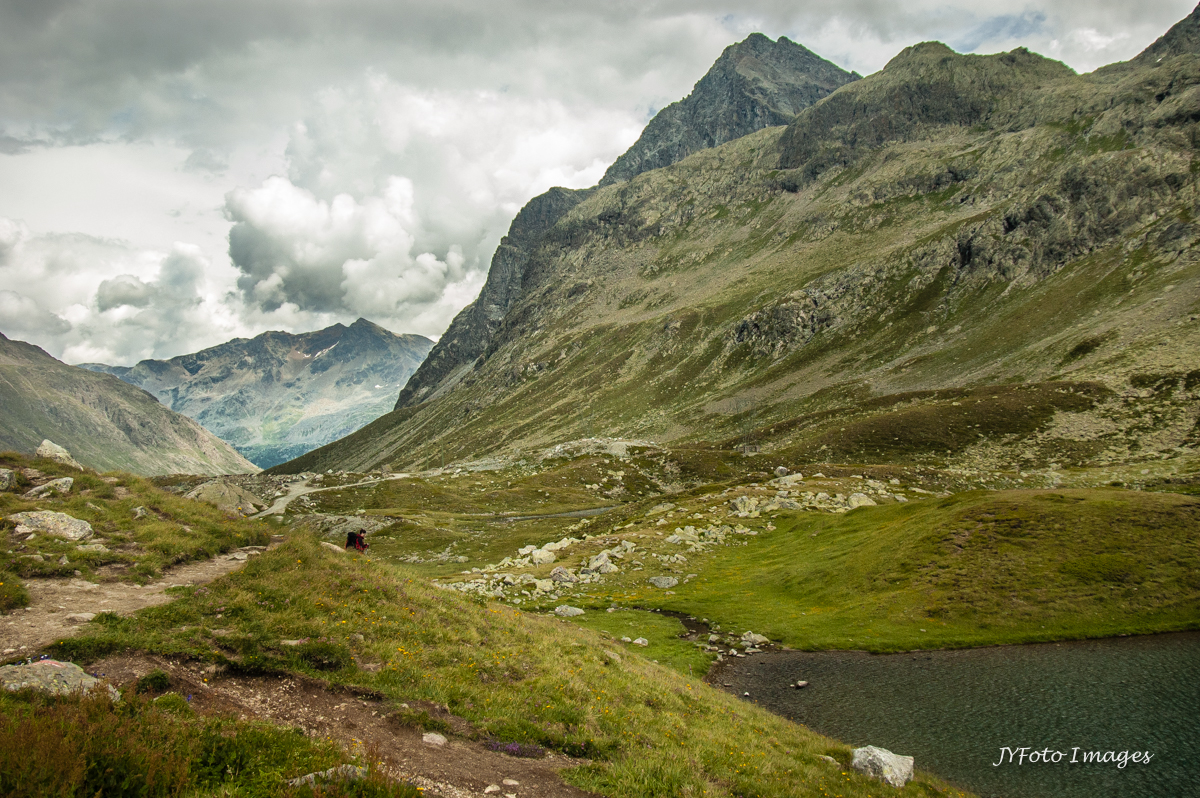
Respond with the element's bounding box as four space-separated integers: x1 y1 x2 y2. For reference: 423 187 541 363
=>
59 535 973 798
0 688 417 798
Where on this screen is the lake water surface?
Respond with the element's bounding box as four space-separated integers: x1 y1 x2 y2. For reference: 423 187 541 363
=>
714 631 1200 798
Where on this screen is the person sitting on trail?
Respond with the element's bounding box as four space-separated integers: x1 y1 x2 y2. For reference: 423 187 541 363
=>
354 529 369 553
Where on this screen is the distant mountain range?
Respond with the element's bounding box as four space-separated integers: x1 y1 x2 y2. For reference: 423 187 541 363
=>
81 319 432 468
0 332 256 475
272 12 1200 475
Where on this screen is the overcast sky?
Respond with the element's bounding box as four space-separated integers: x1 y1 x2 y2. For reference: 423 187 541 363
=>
0 0 1193 365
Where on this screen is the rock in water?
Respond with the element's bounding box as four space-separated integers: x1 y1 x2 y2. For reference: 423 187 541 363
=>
36 440 83 470
10 511 94 541
22 477 74 499
851 745 914 788
648 576 678 589
0 659 119 700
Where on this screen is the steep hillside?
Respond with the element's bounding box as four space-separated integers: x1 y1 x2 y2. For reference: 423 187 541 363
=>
395 34 858 411
83 319 431 468
0 333 256 475
282 9 1200 475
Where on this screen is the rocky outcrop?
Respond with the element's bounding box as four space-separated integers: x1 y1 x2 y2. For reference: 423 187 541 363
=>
35 440 83 470
394 188 591 409
0 659 119 700
83 318 432 468
184 480 267 516
10 511 94 541
601 34 858 185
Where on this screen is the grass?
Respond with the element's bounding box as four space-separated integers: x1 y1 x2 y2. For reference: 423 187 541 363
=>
54 534 973 798
0 688 418 798
0 453 272 585
640 488 1200 652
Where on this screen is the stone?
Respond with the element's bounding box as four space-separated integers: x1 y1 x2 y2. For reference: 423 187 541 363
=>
0 468 14 490
286 765 366 787
529 549 556 565
818 755 838 765
77 543 109 553
10 511 93 541
422 732 447 747
184 480 266 516
0 659 119 700
549 566 578 583
132 506 149 519
645 502 675 516
632 638 649 646
65 613 96 624
36 440 83 470
774 466 790 477
648 576 678 589
502 779 520 786
851 745 914 788
848 493 878 509
320 541 346 554
484 786 501 794
22 477 74 500
794 680 809 688
554 605 585 617
741 631 770 646
533 579 555 593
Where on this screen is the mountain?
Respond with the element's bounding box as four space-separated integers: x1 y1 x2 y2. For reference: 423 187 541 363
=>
0 332 256 475
81 319 432 469
276 9 1200 475
393 35 858 412
600 33 859 186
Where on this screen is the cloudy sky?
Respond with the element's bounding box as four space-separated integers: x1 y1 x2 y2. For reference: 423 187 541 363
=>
0 0 1193 365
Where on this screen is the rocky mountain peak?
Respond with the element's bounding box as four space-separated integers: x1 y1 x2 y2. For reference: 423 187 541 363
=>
598 33 858 186
1132 2 1200 65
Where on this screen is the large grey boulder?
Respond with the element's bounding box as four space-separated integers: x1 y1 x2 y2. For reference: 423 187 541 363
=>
36 440 83 470
184 480 265 516
0 468 14 491
10 511 94 541
22 477 73 500
851 745 914 788
529 549 556 565
648 576 678 589
554 605 585 617
0 659 119 700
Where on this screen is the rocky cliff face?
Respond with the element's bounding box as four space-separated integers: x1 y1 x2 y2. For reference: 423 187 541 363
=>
82 319 431 468
280 8 1200 475
394 34 857 412
0 333 257 475
601 33 858 186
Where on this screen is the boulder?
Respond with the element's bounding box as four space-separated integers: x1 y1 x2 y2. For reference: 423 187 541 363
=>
848 493 878 509
851 745 913 788
10 511 93 541
0 659 119 700
549 566 578 582
320 541 346 554
632 637 649 646
773 466 790 477
529 549 556 565
184 480 266 516
36 440 83 470
22 477 74 499
422 732 447 747
554 605 585 617
0 468 14 490
533 579 555 593
132 506 149 519
648 576 678 589
741 631 770 646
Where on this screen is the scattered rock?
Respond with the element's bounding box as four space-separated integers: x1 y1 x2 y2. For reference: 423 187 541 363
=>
529 549 556 565
485 786 501 795
0 468 14 491
22 477 74 500
604 651 621 663
818 755 838 765
0 659 118 700
10 511 94 541
77 542 110 553
847 493 878 509
36 440 83 470
533 579 555 593
184 480 266 516
741 631 770 646
632 638 649 647
320 541 346 554
851 745 914 788
57 555 70 565
65 613 96 624
773 466 790 477
502 779 520 786
132 506 149 520
422 732 447 747
549 566 578 583
645 503 676 516
793 680 809 689
554 605 585 617
286 765 366 787
647 576 678 589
